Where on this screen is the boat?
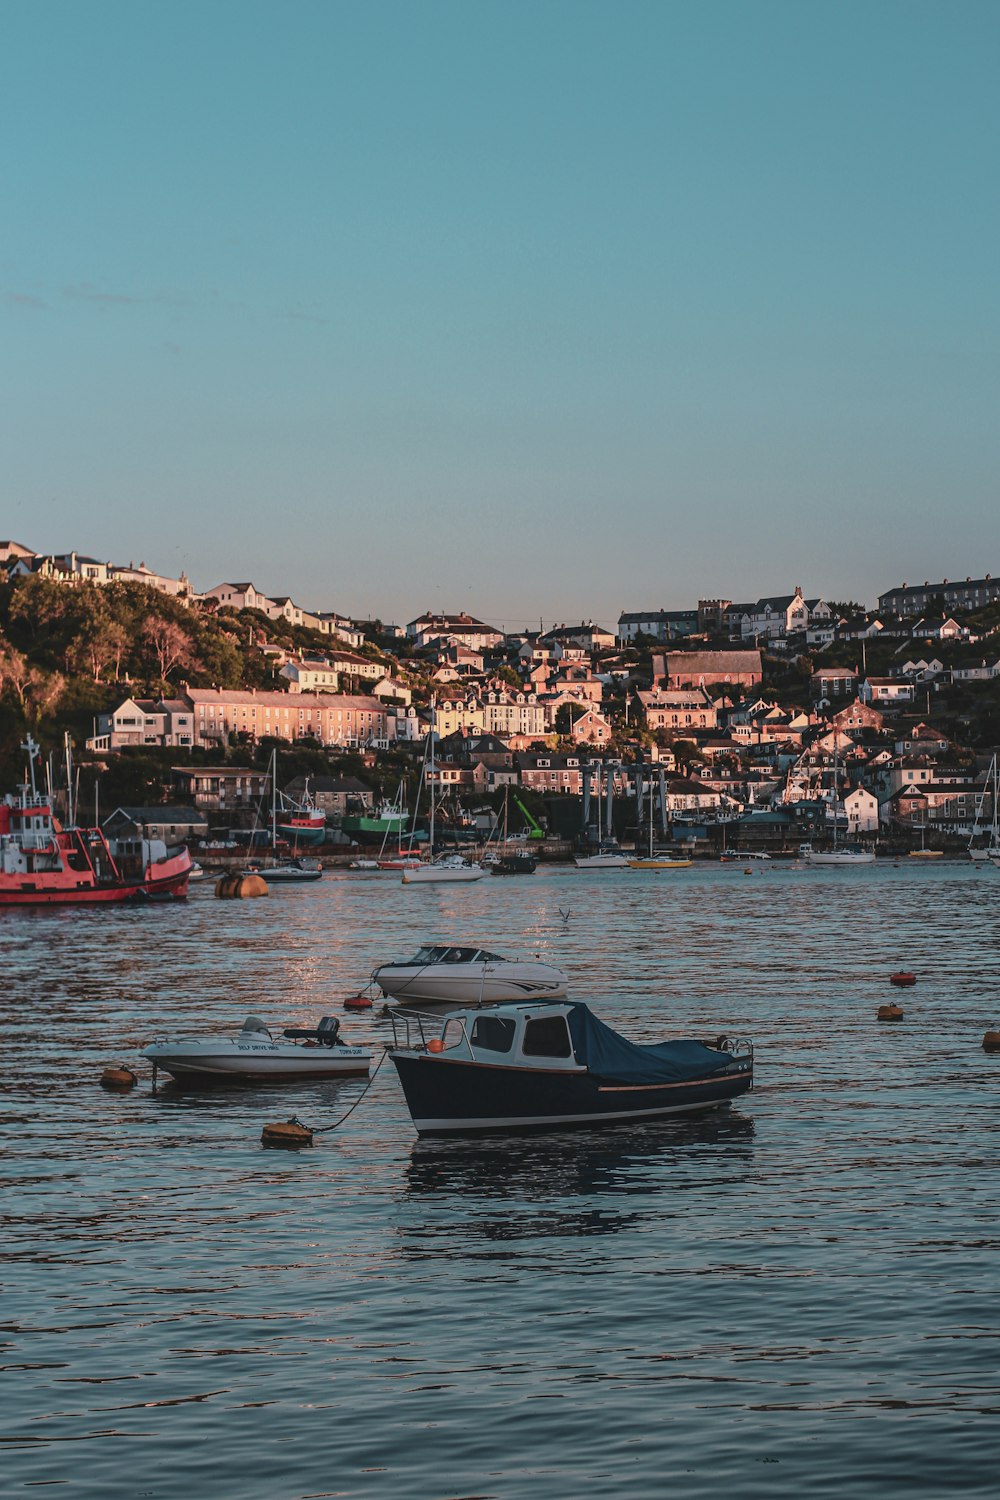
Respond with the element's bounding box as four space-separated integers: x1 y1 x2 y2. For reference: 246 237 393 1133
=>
575 762 629 868
482 789 537 874
387 1001 753 1135
145 1014 371 1084
969 756 1000 862
0 736 191 906
720 850 771 863
401 702 485 884
247 856 323 883
799 745 875 865
627 782 692 868
341 787 409 844
372 944 569 1006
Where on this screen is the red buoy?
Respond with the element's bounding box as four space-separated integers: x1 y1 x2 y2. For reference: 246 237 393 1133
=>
344 993 373 1011
890 972 917 987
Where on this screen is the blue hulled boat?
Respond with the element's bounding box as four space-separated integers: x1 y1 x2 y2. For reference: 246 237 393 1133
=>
388 1001 753 1136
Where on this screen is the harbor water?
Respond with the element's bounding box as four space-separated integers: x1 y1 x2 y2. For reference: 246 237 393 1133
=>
3 860 1000 1497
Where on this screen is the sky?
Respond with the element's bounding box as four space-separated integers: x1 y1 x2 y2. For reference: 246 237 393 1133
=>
2 0 998 629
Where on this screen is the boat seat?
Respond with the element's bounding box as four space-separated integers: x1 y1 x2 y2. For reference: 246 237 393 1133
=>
282 1016 343 1047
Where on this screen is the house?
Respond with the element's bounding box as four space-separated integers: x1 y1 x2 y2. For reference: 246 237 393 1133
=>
659 649 763 691
280 661 340 693
283 776 374 815
860 677 915 706
407 612 504 650
102 805 208 842
812 667 859 701
371 676 413 706
617 608 699 644
569 707 614 745
831 700 885 735
109 561 192 598
739 588 831 642
186 688 389 748
878 574 1000 617
844 786 880 835
0 539 35 564
204 582 275 613
88 696 196 752
638 687 718 732
518 753 584 795
170 765 271 811
543 621 617 654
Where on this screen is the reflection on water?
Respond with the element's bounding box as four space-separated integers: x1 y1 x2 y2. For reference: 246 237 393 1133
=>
4 863 1000 1498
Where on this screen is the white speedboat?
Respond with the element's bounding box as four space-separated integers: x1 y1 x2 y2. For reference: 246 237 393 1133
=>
402 854 485 884
799 842 875 866
574 842 629 870
248 856 323 883
372 944 569 1007
145 1015 372 1084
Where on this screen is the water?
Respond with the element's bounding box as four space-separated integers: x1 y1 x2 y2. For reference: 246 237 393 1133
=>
3 861 1000 1497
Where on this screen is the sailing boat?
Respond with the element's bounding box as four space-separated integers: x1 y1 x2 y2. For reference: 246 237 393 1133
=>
968 755 1000 863
402 701 485 884
484 788 537 875
248 750 323 882
628 778 692 869
801 739 875 865
575 762 629 868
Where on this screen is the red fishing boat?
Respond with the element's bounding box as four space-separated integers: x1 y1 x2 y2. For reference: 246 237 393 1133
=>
0 737 191 907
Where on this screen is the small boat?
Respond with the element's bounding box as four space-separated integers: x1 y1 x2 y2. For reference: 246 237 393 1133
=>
349 857 381 871
247 856 323 883
799 842 875 866
575 841 629 870
373 944 568 1006
720 850 771 863
486 849 537 875
378 854 424 870
402 853 485 884
145 1014 372 1084
628 856 693 869
387 1001 753 1135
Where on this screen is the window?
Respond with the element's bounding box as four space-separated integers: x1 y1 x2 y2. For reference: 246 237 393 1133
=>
522 1016 572 1058
470 1015 516 1053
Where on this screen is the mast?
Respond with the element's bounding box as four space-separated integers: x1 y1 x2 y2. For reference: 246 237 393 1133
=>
428 696 436 855
271 748 278 850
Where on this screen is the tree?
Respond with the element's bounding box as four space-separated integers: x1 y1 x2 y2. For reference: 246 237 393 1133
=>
143 617 198 681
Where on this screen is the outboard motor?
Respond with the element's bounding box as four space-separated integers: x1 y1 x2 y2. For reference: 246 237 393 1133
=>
316 1016 342 1047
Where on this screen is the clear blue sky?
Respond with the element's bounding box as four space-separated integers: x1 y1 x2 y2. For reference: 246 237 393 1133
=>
3 0 998 628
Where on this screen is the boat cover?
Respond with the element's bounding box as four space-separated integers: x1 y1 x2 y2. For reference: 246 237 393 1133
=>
566 1004 732 1085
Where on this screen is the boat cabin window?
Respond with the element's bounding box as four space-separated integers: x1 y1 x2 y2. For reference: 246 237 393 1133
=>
522 1016 572 1058
470 1015 516 1054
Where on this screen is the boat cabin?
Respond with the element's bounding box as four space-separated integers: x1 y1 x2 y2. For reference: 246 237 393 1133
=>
393 1002 585 1072
403 944 507 966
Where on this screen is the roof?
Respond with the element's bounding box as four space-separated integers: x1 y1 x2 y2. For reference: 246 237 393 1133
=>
184 688 385 710
104 804 207 824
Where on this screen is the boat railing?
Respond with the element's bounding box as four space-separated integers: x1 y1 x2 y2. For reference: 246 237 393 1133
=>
388 1009 475 1058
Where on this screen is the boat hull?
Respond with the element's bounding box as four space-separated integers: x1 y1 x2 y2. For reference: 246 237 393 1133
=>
389 1052 753 1135
374 960 568 1005
276 822 326 847
574 854 629 869
402 866 485 883
145 1041 371 1083
803 852 876 865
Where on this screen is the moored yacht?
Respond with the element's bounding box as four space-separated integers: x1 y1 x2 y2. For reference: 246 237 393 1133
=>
373 944 569 1006
146 1014 371 1084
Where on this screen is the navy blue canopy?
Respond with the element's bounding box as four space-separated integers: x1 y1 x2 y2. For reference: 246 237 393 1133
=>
566 1004 732 1085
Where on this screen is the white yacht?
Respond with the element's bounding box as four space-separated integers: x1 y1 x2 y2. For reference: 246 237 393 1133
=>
145 1015 372 1084
402 854 485 884
372 945 569 1007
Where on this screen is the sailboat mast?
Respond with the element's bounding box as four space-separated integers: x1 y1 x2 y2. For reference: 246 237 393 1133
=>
429 697 436 854
271 749 278 849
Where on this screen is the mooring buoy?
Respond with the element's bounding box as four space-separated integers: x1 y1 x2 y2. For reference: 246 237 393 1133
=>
982 1032 1000 1053
890 971 917 987
877 1004 904 1022
261 1119 314 1148
100 1066 138 1091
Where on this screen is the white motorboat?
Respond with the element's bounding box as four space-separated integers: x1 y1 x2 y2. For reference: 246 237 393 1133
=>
798 842 875 866
402 854 485 884
145 1015 371 1084
372 944 569 1007
248 856 323 883
575 842 629 870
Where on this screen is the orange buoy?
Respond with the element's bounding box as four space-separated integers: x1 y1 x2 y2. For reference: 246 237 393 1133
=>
982 1032 1000 1053
100 1066 137 1091
344 993 373 1011
216 873 269 899
261 1119 314 1148
427 1037 445 1053
890 972 917 987
878 1003 904 1022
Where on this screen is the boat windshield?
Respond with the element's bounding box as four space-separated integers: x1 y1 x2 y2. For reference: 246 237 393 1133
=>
404 945 506 965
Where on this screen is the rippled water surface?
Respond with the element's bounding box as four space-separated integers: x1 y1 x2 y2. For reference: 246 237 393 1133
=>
4 861 1000 1497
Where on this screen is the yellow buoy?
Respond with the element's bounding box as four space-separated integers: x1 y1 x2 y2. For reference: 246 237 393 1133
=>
982 1031 1000 1053
877 1004 904 1022
100 1066 138 1090
261 1119 314 1148
216 873 269 898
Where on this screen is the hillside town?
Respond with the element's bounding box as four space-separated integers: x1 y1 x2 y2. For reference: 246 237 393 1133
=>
3 538 1000 855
